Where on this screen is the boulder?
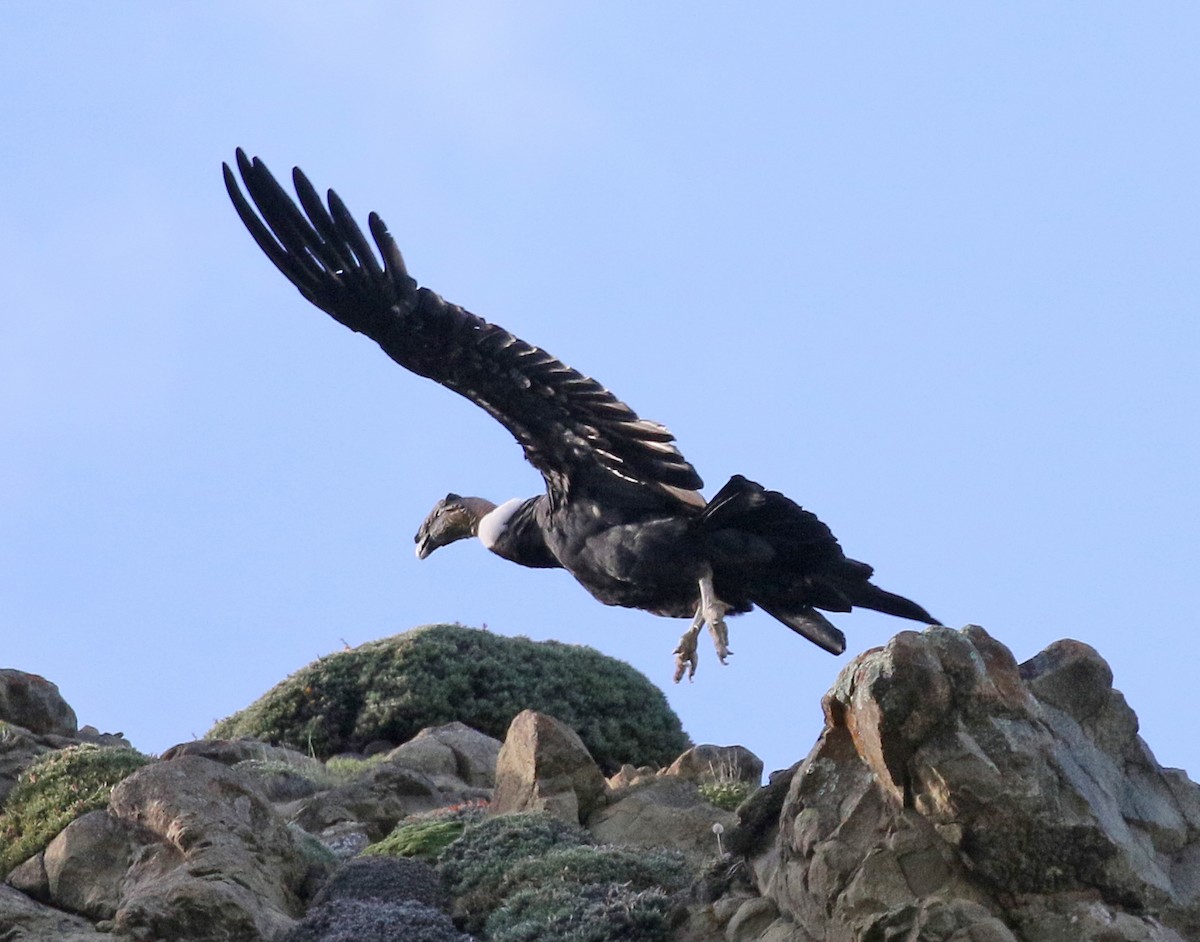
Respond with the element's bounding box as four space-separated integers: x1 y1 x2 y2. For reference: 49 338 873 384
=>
396 721 502 789
588 778 736 856
0 884 108 941
162 737 324 773
104 755 332 941
386 734 460 783
605 763 660 790
291 760 443 840
0 669 76 737
43 809 137 920
725 896 781 942
491 710 607 824
665 744 763 786
750 625 1200 942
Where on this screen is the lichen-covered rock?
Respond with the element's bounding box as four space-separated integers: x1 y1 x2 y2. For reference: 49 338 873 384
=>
588 777 735 857
752 625 1200 942
492 710 607 823
41 809 136 920
106 755 333 941
391 721 502 790
291 760 443 840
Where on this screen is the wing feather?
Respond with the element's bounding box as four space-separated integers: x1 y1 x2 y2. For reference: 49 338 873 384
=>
225 151 704 509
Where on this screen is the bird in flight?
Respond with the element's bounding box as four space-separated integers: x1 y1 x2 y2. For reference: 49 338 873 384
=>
224 150 938 680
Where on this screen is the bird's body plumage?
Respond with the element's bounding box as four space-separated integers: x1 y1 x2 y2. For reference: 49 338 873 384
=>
225 150 938 676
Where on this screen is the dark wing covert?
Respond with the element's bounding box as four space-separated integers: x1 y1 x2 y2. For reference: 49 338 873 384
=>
224 150 704 509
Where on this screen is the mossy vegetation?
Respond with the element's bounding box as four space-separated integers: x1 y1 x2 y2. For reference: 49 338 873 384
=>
364 801 489 863
437 812 593 931
208 624 689 771
486 882 672 942
697 779 755 811
497 845 692 899
429 812 692 939
323 752 391 781
0 744 152 874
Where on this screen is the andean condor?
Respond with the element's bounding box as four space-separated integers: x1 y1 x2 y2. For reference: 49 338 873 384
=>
224 150 939 680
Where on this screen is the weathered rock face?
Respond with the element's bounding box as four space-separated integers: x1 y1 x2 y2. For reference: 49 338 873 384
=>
6 756 333 942
107 756 329 940
588 777 736 858
291 761 444 841
491 710 607 823
746 626 1200 942
388 722 502 793
0 884 108 941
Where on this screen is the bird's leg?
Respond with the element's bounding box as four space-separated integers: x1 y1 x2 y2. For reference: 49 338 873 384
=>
673 573 733 683
699 572 732 665
673 608 707 683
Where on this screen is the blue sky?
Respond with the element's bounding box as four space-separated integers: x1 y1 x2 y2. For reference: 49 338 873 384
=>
2 5 1197 779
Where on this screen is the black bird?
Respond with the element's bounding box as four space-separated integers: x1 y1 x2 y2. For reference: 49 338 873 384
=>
224 150 938 680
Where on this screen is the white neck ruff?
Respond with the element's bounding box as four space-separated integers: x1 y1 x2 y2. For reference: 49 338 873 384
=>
478 498 525 550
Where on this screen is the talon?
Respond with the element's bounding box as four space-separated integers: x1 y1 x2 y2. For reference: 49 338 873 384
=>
673 648 697 683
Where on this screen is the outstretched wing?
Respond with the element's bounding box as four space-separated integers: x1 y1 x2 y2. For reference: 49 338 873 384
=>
224 150 704 510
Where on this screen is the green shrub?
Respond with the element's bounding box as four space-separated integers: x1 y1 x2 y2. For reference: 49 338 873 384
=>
498 844 692 899
208 624 689 771
437 812 592 932
486 882 672 942
0 745 152 874
364 802 489 863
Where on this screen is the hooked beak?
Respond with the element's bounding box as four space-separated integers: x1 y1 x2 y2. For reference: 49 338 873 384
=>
415 533 433 560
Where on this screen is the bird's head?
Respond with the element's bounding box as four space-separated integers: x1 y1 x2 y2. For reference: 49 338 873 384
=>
414 493 496 559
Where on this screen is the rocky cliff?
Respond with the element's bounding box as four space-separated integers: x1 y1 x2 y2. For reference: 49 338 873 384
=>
1 625 1198 941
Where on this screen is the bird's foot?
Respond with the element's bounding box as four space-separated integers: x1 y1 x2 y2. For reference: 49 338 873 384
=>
673 632 699 683
673 610 707 683
700 614 729 667
673 575 734 681
672 638 700 681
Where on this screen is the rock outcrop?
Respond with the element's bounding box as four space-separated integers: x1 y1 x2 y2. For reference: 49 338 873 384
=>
491 710 607 822
736 626 1200 941
3 625 1200 942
